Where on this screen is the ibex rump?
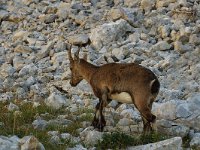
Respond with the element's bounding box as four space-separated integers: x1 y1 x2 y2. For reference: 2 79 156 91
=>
68 46 160 133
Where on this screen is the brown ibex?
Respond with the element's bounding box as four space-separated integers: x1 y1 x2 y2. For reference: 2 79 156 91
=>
68 45 160 134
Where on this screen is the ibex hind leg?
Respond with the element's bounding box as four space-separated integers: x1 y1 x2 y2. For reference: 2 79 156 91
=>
141 101 156 135
134 98 156 135
142 117 153 135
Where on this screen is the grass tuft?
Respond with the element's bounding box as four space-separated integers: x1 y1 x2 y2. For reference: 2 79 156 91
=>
95 131 169 149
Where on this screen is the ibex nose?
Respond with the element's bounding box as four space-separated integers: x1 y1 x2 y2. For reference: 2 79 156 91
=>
70 81 75 87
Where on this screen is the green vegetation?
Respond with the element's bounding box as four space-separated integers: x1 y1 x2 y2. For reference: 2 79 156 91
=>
95 132 169 150
0 101 93 150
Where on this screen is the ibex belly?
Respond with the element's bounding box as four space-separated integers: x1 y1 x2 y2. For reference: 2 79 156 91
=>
110 92 132 104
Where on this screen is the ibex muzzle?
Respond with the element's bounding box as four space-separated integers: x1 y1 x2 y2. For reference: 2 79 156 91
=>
68 45 160 133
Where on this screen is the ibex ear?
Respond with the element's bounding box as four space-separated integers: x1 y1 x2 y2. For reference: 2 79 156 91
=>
83 53 87 61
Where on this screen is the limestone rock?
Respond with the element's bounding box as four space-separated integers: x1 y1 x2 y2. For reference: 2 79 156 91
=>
19 136 45 150
128 137 182 150
13 55 25 71
0 135 19 150
56 2 70 20
45 92 70 109
140 0 156 14
37 41 55 59
14 45 33 53
8 102 19 111
190 133 200 149
151 41 171 51
80 128 103 145
32 117 48 130
0 10 9 21
18 63 38 77
152 100 178 120
0 63 16 78
12 30 29 41
90 19 133 49
68 34 89 45
174 41 192 54
156 119 189 137
41 14 58 24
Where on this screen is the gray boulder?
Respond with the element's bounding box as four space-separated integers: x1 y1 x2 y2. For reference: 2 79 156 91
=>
0 135 19 150
80 128 103 145
190 133 200 149
90 19 133 49
45 92 70 109
128 137 182 150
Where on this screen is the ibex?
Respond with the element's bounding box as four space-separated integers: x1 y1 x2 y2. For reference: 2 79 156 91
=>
68 45 160 134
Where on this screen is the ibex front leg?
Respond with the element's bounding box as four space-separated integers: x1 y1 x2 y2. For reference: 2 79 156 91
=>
92 88 108 131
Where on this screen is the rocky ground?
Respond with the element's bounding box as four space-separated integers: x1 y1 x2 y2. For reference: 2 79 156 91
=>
0 0 200 149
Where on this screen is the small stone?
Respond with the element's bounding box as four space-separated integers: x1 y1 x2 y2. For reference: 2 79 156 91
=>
8 102 19 111
108 8 122 21
189 34 200 45
140 0 156 14
68 144 87 150
42 14 58 24
117 118 133 126
13 55 25 71
174 41 192 54
83 130 103 145
0 10 9 21
0 63 16 78
45 92 70 109
152 100 178 120
14 45 33 53
19 136 45 150
190 133 200 149
112 47 129 60
49 135 60 145
158 25 171 38
124 0 140 7
60 133 71 140
68 34 89 46
156 119 189 137
37 41 55 59
120 108 141 121
32 118 47 130
21 0 39 5
16 87 27 99
56 2 70 20
18 63 38 77
12 31 29 41
176 103 192 118
151 41 171 51
0 135 19 150
25 76 36 88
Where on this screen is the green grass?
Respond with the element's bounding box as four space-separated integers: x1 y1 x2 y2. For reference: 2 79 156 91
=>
95 132 170 150
0 101 93 149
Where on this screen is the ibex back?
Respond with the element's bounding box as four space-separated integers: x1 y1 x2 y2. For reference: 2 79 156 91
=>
68 45 160 134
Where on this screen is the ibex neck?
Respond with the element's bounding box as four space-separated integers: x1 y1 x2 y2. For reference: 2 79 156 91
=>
79 59 98 82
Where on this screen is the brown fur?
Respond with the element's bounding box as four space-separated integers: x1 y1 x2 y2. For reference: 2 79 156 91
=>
68 47 160 133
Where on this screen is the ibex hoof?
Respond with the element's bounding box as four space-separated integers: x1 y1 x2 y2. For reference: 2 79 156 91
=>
151 115 156 123
91 119 106 132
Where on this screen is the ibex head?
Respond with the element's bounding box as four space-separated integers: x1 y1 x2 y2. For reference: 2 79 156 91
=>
68 45 86 87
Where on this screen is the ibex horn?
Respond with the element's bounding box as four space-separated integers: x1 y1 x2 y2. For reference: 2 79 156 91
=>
67 44 73 62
